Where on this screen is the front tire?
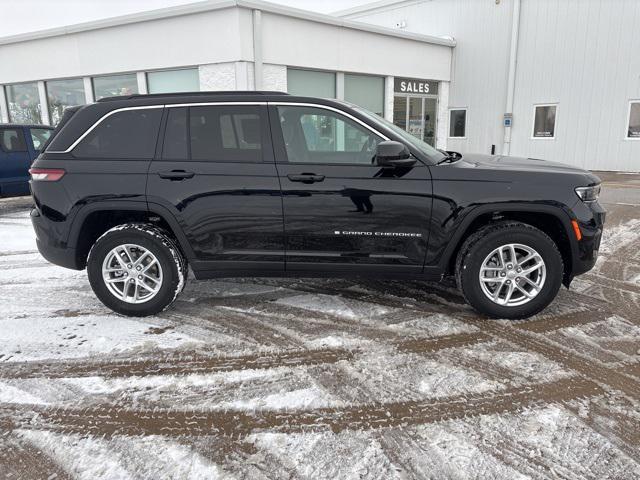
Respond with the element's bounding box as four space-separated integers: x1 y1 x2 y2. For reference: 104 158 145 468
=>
455 222 563 319
87 224 187 317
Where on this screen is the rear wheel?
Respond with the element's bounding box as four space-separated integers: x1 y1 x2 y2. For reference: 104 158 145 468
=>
455 222 563 319
87 224 187 316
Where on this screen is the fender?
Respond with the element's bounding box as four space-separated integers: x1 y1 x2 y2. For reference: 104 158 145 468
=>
66 200 196 261
433 201 579 272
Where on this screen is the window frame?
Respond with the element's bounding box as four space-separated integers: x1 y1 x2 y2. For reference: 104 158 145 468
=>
271 102 389 166
625 100 640 141
531 103 558 140
448 108 467 139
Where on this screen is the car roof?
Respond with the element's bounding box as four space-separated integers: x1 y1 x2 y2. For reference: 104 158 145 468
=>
0 123 54 129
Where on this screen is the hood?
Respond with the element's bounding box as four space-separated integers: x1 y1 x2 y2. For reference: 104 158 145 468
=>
457 153 590 175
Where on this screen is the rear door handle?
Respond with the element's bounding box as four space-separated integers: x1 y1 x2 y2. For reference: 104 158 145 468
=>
158 170 195 180
287 173 325 184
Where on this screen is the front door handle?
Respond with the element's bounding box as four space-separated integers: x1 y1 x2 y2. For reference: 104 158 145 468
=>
158 170 195 181
287 173 325 184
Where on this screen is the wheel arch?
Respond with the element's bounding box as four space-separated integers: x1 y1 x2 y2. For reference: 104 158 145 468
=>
67 201 195 269
440 203 578 286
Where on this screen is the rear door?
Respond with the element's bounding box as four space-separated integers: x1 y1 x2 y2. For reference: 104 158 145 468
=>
0 127 30 195
146 103 284 274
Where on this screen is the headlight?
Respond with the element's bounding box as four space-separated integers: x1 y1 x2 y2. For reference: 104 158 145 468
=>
575 185 601 203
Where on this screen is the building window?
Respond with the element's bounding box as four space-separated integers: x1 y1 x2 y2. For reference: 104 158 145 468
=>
5 83 42 124
344 74 384 116
287 69 336 98
146 68 199 94
93 73 139 100
532 104 557 138
449 109 467 138
73 108 163 159
627 101 640 139
46 78 86 125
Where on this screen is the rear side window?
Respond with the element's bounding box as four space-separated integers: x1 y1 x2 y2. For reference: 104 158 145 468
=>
73 108 163 159
30 128 52 151
162 105 264 162
0 129 28 153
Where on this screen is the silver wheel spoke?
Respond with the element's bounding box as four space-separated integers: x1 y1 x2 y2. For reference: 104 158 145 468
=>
478 243 547 308
102 244 163 304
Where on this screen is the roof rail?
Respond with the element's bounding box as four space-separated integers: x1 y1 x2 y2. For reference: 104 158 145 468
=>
96 91 290 102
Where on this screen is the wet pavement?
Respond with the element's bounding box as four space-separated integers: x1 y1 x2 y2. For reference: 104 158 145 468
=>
0 172 638 479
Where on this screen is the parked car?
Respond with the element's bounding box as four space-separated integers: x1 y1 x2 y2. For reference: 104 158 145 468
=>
0 124 53 197
29 92 605 319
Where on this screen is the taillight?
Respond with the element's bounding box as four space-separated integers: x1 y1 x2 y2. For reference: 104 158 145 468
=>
29 168 65 182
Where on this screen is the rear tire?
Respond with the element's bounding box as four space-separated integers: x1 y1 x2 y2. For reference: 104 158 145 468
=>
455 221 563 319
87 224 187 317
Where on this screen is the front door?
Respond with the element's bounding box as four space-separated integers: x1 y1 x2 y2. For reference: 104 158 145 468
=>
147 104 284 273
270 104 432 273
393 95 438 146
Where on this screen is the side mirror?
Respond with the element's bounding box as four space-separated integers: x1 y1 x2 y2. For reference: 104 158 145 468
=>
375 141 415 167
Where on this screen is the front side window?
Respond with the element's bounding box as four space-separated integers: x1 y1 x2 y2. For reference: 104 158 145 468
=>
93 74 139 100
5 83 42 124
627 101 640 139
47 79 86 125
30 128 52 151
0 129 27 153
449 109 467 138
73 108 163 159
533 104 557 138
278 106 382 164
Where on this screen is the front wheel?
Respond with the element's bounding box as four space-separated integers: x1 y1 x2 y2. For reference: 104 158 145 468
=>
87 224 187 316
455 222 563 319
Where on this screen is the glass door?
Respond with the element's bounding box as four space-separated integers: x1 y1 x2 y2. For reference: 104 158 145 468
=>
393 95 438 147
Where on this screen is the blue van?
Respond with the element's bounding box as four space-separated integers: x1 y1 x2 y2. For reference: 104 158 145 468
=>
1 124 54 197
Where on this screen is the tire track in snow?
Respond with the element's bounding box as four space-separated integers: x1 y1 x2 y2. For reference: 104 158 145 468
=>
0 347 354 380
0 376 602 438
459 319 640 398
0 433 72 479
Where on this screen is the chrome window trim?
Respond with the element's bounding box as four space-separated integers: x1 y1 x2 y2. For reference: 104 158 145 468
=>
270 102 390 141
47 100 389 154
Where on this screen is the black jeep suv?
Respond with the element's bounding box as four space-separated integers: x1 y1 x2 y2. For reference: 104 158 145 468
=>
29 92 604 319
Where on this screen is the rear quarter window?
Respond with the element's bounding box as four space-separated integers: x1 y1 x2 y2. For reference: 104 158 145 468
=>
73 107 163 159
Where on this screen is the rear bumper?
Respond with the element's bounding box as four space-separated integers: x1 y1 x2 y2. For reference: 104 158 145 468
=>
31 207 81 270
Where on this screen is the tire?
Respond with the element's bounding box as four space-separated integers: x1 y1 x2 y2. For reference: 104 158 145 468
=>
87 223 187 317
455 221 563 319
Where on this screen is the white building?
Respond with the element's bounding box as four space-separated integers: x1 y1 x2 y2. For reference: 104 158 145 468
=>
338 0 640 172
0 0 638 171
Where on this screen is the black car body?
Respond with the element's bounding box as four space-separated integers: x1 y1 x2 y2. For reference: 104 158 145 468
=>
29 92 605 318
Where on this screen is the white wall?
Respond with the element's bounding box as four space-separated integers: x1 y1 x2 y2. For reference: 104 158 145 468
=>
344 0 513 156
509 0 640 172
261 11 451 81
343 0 640 171
0 8 247 84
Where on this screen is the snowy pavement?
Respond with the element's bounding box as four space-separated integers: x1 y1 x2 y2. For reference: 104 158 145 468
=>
1 174 639 479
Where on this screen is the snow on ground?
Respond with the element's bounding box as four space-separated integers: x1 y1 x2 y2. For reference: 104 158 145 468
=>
1 185 639 479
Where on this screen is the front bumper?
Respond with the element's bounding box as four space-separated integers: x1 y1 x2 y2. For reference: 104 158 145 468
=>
570 199 606 278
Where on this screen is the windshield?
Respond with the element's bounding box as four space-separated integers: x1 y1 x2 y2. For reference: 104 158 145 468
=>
352 105 446 163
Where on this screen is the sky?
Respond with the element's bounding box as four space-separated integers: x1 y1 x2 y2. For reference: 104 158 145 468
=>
2 0 374 38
